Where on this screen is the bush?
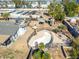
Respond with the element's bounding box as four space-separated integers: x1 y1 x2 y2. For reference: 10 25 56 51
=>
52 28 60 33
58 24 66 30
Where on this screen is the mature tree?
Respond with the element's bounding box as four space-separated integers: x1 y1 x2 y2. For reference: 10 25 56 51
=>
48 0 79 20
75 4 79 16
48 1 65 21
64 1 78 17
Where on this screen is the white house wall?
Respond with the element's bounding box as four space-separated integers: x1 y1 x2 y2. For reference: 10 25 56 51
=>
11 27 26 41
17 27 26 36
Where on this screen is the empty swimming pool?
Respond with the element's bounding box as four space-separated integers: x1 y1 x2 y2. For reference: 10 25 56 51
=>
28 30 52 47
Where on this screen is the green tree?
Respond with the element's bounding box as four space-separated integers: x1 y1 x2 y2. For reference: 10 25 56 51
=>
33 42 51 59
71 38 79 59
39 43 45 50
72 49 78 59
75 4 79 15
33 50 41 59
62 0 76 4
42 52 51 59
33 50 51 59
64 1 78 17
48 2 65 21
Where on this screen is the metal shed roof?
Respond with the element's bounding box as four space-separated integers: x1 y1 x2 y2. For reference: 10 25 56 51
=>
0 22 19 35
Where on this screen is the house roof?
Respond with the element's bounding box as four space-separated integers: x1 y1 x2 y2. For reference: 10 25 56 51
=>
0 22 19 35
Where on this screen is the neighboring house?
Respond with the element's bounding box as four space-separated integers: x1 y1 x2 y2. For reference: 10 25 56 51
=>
0 22 26 46
76 0 79 3
63 17 79 37
0 0 52 8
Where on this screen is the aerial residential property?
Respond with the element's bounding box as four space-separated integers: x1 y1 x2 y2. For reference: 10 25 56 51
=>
0 0 79 59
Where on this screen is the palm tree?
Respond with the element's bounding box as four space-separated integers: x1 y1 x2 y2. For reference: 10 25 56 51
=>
33 50 51 59
33 50 41 59
38 43 45 50
33 42 51 59
42 52 51 59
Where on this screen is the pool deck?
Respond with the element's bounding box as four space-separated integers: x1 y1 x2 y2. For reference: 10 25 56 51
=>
51 32 63 44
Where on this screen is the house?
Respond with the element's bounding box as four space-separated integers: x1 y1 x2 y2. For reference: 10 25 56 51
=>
63 17 79 37
0 0 52 8
0 21 26 46
76 0 79 3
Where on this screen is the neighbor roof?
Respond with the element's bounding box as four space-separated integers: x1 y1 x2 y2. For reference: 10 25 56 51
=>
0 22 19 35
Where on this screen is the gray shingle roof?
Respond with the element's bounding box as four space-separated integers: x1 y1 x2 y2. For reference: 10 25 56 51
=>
0 22 19 35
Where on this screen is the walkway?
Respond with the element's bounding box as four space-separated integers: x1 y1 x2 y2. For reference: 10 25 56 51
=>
49 45 65 59
48 31 67 59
